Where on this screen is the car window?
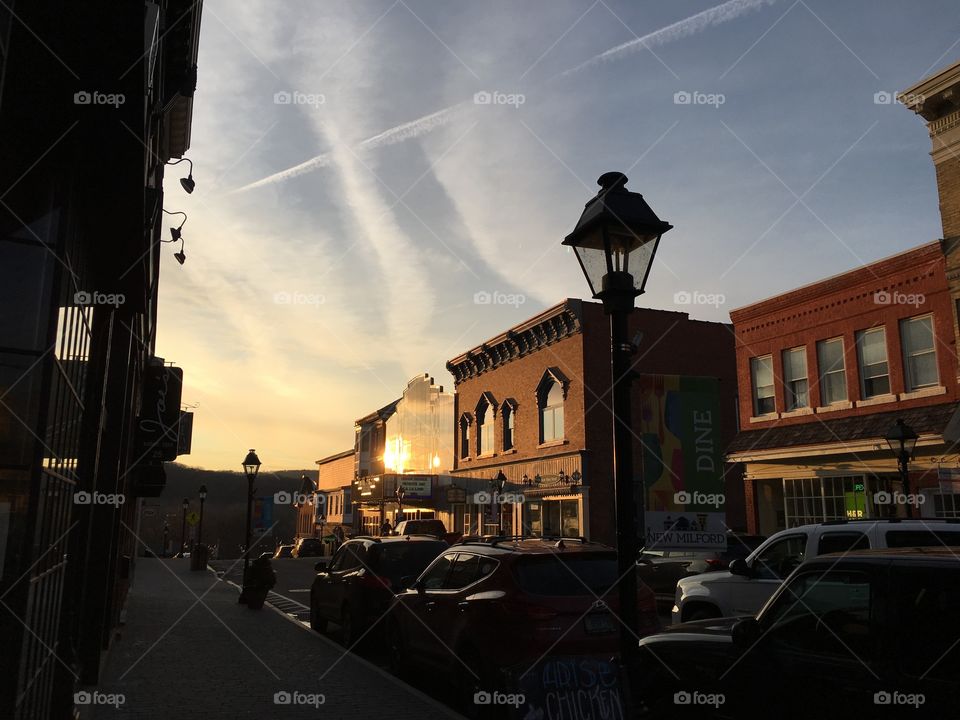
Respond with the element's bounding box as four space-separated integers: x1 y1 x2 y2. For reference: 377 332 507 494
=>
420 553 457 589
446 554 481 589
817 532 869 555
327 546 349 572
762 570 874 658
753 534 807 580
372 542 447 586
885 530 960 548
514 554 618 596
892 565 960 681
335 543 366 572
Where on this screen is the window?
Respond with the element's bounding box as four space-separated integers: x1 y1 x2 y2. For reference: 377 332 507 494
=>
502 402 514 451
885 529 960 548
782 347 808 410
856 328 889 398
444 553 498 589
420 553 457 589
751 356 775 415
934 493 960 518
476 399 494 456
817 532 869 555
540 381 564 443
901 315 938 390
752 534 807 580
817 338 847 404
458 414 471 459
783 476 874 527
892 566 960 681
762 571 873 658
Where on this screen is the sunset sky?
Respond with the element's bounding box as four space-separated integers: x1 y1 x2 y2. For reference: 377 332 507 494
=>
157 0 957 471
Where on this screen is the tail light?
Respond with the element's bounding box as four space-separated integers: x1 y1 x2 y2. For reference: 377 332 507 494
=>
705 558 722 569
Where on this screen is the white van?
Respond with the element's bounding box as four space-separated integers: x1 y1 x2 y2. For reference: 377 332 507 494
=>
672 519 960 624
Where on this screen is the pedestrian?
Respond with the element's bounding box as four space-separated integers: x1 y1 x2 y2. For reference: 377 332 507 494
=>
332 525 344 550
380 520 392 537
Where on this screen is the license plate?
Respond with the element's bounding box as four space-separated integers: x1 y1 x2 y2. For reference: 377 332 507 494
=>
584 613 615 634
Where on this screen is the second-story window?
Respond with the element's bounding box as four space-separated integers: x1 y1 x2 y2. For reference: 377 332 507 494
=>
476 397 494 456
540 381 564 443
751 356 775 415
901 315 938 391
502 401 515 451
856 327 889 398
459 414 471 459
817 338 847 405
782 347 808 410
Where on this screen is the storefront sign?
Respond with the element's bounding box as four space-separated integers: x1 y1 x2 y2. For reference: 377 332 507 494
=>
397 475 432 499
446 485 466 503
514 656 623 720
639 375 725 550
136 364 183 462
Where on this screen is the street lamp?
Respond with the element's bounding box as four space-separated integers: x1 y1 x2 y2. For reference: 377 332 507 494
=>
198 484 207 546
563 171 672 682
180 498 189 556
241 449 261 593
492 470 507 535
885 419 919 518
395 485 406 528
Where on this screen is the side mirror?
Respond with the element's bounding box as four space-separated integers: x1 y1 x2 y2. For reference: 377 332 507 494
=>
314 559 329 573
728 558 753 577
732 617 762 649
414 579 425 593
399 574 414 589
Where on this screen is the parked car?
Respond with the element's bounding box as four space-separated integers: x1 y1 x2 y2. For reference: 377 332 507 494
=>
273 544 294 559
392 518 462 545
292 537 324 557
672 518 960 623
637 547 960 719
309 535 448 645
638 533 765 611
386 537 661 707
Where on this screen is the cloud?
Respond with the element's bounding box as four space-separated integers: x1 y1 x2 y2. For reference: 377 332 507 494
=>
557 0 782 78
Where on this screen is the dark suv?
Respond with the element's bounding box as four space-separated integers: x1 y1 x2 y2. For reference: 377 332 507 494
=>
636 547 960 719
387 537 660 706
309 535 447 646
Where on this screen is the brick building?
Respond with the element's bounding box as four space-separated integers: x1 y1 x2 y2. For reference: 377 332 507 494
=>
446 299 741 546
728 60 960 534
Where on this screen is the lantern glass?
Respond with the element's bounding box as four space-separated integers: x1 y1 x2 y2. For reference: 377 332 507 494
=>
242 449 261 480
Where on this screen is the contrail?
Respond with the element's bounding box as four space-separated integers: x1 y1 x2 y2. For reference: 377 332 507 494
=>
234 0 778 193
231 101 472 193
557 0 780 78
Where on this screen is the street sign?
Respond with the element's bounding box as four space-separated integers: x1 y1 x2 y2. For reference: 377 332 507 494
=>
186 512 200 526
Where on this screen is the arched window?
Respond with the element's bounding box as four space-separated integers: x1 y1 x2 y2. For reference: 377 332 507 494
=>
539 380 565 443
459 414 472 459
502 400 516 451
476 393 496 456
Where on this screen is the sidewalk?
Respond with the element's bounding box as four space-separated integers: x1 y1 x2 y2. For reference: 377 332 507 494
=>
87 558 462 719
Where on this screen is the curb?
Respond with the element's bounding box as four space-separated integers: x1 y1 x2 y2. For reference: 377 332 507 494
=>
210 568 465 720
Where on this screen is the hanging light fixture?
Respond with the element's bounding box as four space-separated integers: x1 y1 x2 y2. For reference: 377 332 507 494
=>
167 157 196 194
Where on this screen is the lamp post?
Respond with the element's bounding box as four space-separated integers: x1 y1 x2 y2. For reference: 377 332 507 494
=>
885 419 919 518
198 484 207 546
563 172 672 685
179 498 189 556
241 449 261 582
492 470 507 535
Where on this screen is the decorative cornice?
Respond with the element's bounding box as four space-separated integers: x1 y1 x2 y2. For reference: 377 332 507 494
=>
447 300 584 383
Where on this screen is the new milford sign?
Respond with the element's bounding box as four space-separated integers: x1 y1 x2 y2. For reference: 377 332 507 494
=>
638 375 725 550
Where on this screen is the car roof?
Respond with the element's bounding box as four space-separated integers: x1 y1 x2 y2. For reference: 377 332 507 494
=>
775 518 960 533
808 546 960 565
348 535 447 546
452 537 615 556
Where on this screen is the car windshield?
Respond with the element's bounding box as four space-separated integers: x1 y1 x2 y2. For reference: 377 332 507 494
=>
514 554 618 596
370 542 446 586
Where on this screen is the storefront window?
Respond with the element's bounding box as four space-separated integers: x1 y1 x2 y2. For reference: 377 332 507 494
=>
782 476 889 527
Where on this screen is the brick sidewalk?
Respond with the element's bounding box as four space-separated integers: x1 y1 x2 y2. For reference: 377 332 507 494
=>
84 558 462 719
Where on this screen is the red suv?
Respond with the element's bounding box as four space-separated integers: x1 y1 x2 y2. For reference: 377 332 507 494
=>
386 537 659 702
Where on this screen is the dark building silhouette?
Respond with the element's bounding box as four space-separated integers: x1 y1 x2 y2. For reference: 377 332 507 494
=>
0 2 203 717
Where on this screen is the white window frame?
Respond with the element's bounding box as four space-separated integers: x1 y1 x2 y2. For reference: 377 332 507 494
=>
901 315 939 391
856 327 890 399
817 338 848 405
782 347 808 411
751 355 775 416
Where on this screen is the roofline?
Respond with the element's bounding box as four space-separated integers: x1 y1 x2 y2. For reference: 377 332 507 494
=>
354 398 400 426
899 58 960 106
730 241 943 321
315 449 355 466
447 299 583 368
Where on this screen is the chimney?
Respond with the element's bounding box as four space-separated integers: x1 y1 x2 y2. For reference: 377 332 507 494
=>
901 60 960 240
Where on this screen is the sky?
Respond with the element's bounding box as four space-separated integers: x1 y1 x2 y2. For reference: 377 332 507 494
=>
157 0 960 471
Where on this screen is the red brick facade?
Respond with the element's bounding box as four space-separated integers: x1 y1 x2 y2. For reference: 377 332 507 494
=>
447 299 742 545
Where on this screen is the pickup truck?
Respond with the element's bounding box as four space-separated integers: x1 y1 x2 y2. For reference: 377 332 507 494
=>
391 519 461 545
